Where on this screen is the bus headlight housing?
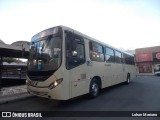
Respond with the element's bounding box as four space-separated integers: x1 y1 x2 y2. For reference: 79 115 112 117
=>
48 78 63 90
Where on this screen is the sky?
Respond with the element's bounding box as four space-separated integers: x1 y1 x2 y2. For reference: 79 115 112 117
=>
0 0 160 50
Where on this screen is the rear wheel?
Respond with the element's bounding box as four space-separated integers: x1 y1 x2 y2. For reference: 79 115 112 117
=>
89 78 100 98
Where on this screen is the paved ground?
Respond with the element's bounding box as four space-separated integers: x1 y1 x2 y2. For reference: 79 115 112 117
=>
0 85 33 104
0 76 160 120
1 85 27 96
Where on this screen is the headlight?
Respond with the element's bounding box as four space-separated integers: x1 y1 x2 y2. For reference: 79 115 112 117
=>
48 78 63 89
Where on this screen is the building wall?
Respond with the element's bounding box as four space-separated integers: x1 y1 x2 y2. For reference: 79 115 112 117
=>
136 46 160 54
135 46 160 75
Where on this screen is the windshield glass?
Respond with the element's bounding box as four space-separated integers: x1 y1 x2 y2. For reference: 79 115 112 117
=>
28 36 61 72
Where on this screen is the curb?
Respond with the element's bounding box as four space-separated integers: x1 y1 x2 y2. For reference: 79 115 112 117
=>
0 92 34 105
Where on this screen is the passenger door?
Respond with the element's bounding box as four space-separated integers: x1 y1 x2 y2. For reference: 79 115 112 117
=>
65 31 88 98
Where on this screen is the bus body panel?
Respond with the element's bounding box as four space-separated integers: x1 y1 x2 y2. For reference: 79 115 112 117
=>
26 25 137 100
103 62 114 88
26 65 71 100
27 83 67 100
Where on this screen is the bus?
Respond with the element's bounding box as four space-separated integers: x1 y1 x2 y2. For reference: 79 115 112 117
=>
26 26 136 100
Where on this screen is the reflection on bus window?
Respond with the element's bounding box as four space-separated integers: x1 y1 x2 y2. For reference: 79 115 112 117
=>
28 36 61 71
90 42 104 62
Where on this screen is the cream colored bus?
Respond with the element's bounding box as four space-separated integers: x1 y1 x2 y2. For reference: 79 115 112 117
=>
26 26 136 100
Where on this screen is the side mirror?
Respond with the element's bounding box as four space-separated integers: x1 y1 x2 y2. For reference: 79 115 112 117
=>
72 51 78 57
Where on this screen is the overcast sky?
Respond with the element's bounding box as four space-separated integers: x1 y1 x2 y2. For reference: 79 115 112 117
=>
0 0 160 50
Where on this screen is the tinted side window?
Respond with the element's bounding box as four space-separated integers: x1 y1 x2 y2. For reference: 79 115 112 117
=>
90 42 104 62
76 43 85 59
124 53 135 65
129 56 135 65
115 51 122 63
105 47 115 62
124 54 129 64
132 56 135 65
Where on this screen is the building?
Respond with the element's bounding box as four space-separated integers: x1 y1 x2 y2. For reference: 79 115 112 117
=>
135 46 160 75
0 40 30 87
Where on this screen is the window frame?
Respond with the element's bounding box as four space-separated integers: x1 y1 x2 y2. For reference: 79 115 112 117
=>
105 46 115 63
65 31 86 70
115 50 122 64
123 53 135 65
89 41 105 62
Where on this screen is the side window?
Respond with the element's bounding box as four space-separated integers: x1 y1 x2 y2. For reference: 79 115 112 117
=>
131 56 135 65
76 43 85 59
128 56 135 65
105 47 115 62
124 53 135 65
115 51 122 63
65 32 85 69
90 42 104 62
124 54 128 64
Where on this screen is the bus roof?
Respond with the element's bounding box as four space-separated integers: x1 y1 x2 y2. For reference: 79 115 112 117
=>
34 25 134 57
59 25 134 57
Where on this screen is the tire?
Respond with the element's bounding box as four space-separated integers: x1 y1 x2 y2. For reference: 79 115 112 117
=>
89 78 99 98
126 74 130 85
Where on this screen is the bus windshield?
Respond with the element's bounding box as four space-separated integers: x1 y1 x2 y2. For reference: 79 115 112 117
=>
28 36 61 72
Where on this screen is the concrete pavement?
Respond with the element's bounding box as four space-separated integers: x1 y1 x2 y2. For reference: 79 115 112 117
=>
0 85 33 104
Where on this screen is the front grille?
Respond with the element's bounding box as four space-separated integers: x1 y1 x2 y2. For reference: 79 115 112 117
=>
28 75 50 81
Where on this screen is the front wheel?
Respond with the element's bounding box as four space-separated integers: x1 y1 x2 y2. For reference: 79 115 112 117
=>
89 79 99 98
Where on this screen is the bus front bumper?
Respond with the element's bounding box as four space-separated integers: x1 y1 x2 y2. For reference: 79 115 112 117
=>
27 85 50 98
26 83 66 100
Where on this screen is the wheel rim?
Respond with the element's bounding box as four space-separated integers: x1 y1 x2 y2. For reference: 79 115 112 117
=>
91 83 98 96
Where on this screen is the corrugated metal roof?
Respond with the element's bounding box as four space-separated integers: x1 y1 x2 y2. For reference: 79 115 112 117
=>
0 40 30 51
0 40 30 58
